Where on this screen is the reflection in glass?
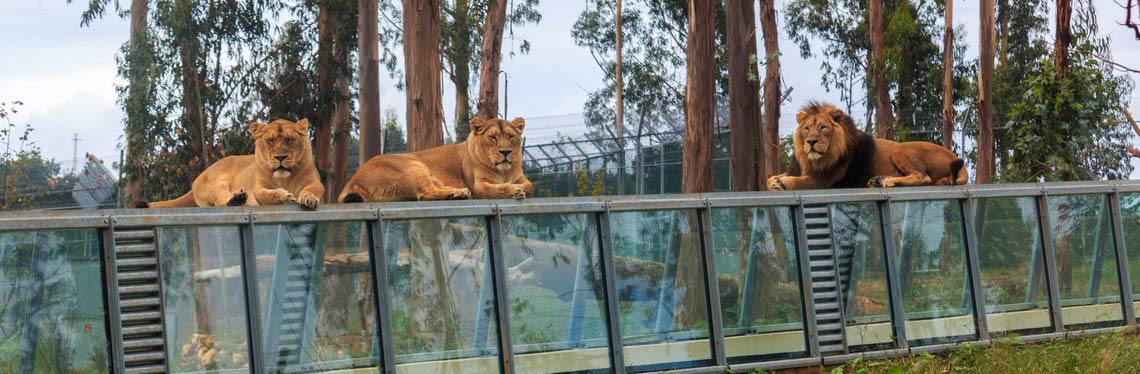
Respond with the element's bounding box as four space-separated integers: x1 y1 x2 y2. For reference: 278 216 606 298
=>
384 217 500 373
890 200 975 345
502 214 612 373
712 207 805 362
974 198 1052 335
609 209 711 371
254 222 377 373
1121 193 1140 322
1048 194 1124 328
0 229 108 374
159 226 251 373
831 203 894 351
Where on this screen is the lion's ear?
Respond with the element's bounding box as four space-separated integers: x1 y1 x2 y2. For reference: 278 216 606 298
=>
249 122 266 137
830 110 845 124
795 111 808 124
295 118 311 132
509 117 526 130
470 117 488 135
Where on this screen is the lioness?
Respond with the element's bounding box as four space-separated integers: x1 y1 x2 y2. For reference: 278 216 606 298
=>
767 102 967 191
339 117 533 202
136 119 324 208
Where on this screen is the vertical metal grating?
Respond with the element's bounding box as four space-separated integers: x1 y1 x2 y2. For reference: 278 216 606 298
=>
802 204 847 355
113 227 169 374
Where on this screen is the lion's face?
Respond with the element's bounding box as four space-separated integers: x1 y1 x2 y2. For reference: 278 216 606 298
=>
250 119 312 179
469 117 525 171
794 106 848 165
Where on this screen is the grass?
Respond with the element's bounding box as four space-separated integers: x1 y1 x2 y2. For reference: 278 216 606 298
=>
784 328 1140 374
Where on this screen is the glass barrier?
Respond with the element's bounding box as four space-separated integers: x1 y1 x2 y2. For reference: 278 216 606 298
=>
974 197 1053 335
1121 192 1140 322
830 202 894 351
501 214 613 374
383 217 500 373
158 226 251 373
0 229 109 374
889 200 975 345
1047 194 1124 328
253 222 378 373
609 210 712 372
711 207 806 362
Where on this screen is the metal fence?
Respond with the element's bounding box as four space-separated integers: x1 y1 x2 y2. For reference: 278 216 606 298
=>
1 180 1139 374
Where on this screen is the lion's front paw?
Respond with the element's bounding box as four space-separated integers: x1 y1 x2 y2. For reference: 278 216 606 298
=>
272 189 296 205
510 186 526 200
453 188 472 200
228 189 248 206
297 192 320 209
868 176 892 188
767 176 786 191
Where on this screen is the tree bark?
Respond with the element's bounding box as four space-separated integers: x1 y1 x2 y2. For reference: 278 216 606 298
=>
1055 0 1072 77
682 0 715 194
177 0 208 178
476 0 509 120
941 0 955 150
978 0 996 184
315 3 335 172
123 0 148 206
759 0 780 183
452 0 474 140
404 0 444 151
727 0 761 192
359 0 382 162
329 74 351 202
869 0 894 141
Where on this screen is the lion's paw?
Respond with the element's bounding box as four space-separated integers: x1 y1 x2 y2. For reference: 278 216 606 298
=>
511 186 526 200
868 176 892 188
451 188 471 200
297 192 320 209
767 176 785 191
228 189 248 206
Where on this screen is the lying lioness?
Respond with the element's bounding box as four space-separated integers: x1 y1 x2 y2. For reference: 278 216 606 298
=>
136 119 324 208
339 117 533 202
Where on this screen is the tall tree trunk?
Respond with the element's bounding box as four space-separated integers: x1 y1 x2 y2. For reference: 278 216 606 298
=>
1055 0 1072 77
476 0 509 119
123 0 149 206
942 0 955 150
329 75 351 202
315 3 336 173
404 0 444 150
359 0 382 162
978 0 996 184
452 0 473 140
869 0 894 140
615 0 625 195
759 0 780 183
177 0 208 178
682 0 714 194
727 0 761 192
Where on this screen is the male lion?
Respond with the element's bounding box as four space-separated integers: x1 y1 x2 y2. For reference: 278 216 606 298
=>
136 119 324 208
767 102 967 191
339 117 533 202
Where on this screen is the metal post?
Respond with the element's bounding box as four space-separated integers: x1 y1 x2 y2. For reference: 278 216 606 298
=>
793 203 820 356
878 199 908 349
1108 191 1136 324
240 216 266 374
487 210 516 374
961 197 989 340
738 209 763 328
597 207 627 373
366 217 397 374
698 202 726 365
98 221 126 374
1087 199 1108 301
1037 194 1066 332
565 233 595 346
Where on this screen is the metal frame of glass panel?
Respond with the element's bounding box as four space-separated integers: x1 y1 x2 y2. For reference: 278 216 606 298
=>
1 180 1138 373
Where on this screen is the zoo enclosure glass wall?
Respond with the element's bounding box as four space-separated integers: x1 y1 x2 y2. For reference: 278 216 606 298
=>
0 181 1137 374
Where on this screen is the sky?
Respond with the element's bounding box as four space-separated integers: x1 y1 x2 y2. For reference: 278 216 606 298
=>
0 0 1138 175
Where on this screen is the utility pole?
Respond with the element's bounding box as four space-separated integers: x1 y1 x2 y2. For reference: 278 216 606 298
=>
71 133 81 174
615 0 625 195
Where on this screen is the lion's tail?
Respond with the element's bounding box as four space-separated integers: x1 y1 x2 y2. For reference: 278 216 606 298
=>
338 184 366 203
136 191 196 209
949 158 968 186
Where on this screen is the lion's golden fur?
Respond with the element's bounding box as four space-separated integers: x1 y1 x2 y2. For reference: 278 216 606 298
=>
137 119 325 208
339 117 534 202
768 103 967 190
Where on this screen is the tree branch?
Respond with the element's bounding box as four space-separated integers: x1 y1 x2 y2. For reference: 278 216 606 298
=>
1126 108 1140 158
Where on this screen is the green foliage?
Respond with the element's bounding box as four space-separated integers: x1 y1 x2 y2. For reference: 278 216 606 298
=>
0 102 76 211
1002 5 1133 182
382 109 407 154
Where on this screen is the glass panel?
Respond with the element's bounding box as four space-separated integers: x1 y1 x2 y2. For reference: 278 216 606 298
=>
159 226 251 373
384 218 500 373
502 214 611 374
253 222 377 373
1121 192 1140 322
975 198 1053 335
0 229 108 374
889 200 975 345
1048 194 1124 328
831 203 894 351
609 209 711 372
712 207 806 362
